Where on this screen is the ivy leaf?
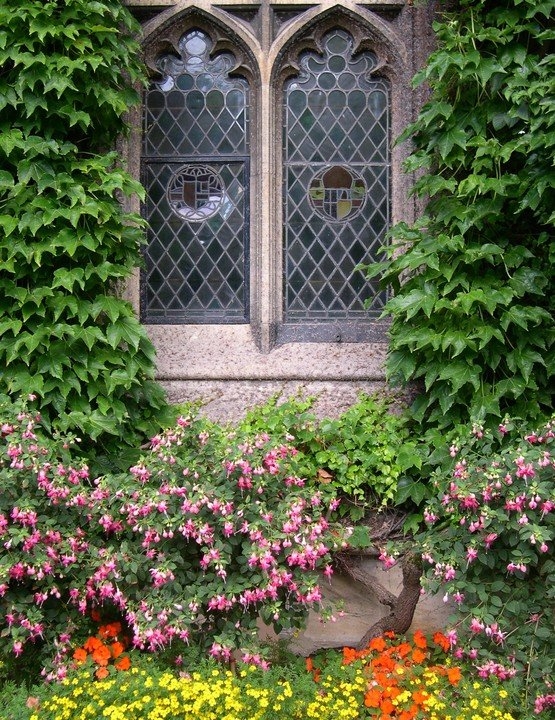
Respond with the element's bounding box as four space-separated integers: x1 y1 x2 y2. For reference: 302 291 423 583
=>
506 347 545 383
51 268 85 291
438 362 481 393
105 317 143 351
0 214 18 237
436 127 467 160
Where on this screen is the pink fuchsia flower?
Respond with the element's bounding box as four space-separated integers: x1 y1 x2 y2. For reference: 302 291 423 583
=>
534 694 555 714
514 456 535 479
466 547 478 563
484 533 498 549
378 550 397 569
469 617 485 634
209 642 232 661
476 660 516 680
460 494 480 510
485 622 506 644
443 565 456 581
12 641 24 656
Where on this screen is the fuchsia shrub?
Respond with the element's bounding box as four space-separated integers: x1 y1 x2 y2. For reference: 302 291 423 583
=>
0 395 350 680
413 418 555 713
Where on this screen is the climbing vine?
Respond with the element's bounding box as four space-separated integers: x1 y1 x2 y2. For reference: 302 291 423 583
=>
0 0 168 453
365 0 555 431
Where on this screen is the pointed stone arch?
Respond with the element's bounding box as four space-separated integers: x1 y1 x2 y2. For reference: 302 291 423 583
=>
269 2 408 85
141 5 260 86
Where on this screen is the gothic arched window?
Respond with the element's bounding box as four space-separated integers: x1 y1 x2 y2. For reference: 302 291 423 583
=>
131 1 418 386
142 29 250 323
281 28 389 343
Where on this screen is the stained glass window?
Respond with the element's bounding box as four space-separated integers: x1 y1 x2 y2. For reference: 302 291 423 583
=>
282 29 389 338
142 29 250 323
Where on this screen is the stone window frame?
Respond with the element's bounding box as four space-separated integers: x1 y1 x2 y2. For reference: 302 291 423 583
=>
123 1 421 385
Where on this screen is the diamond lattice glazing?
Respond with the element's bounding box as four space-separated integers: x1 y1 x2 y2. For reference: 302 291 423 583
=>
142 29 249 323
283 29 389 324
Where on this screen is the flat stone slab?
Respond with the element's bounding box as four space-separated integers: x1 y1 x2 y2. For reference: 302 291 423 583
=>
260 560 453 655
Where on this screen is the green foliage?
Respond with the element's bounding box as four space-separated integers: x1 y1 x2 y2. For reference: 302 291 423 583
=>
238 393 422 521
0 0 169 453
0 677 32 720
364 0 555 431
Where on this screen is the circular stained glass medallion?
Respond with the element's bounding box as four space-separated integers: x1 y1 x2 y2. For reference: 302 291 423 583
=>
308 166 366 221
167 164 224 221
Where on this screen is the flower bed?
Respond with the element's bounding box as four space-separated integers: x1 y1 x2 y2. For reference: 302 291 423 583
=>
17 631 520 720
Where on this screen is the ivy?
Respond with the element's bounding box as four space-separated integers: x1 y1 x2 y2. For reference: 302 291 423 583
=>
0 0 169 456
365 0 555 431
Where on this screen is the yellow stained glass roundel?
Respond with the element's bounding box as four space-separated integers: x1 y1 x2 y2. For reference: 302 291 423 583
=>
308 165 366 221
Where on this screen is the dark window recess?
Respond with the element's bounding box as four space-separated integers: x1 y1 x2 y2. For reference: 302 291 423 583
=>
281 29 390 342
141 29 250 324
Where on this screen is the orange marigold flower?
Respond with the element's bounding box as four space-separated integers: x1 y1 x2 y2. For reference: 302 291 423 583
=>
433 631 450 652
92 643 112 666
447 666 462 685
115 656 131 671
72 648 88 665
396 642 412 658
95 667 109 680
411 648 427 664
342 647 357 665
371 654 396 671
306 657 314 672
380 698 395 714
384 631 396 639
110 641 125 659
83 636 103 652
373 671 394 689
413 630 427 649
364 688 383 708
369 636 387 652
99 622 122 639
413 689 429 705
384 685 401 700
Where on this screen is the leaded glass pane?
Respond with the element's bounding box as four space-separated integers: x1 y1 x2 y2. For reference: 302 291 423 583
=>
142 29 249 324
283 29 389 328
142 161 248 322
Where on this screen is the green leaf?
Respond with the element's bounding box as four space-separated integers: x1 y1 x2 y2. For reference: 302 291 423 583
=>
51 268 85 291
500 306 550 332
437 127 467 160
0 214 18 237
440 330 475 357
438 362 480 393
506 347 545 382
105 317 143 351
36 343 72 379
0 319 22 338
